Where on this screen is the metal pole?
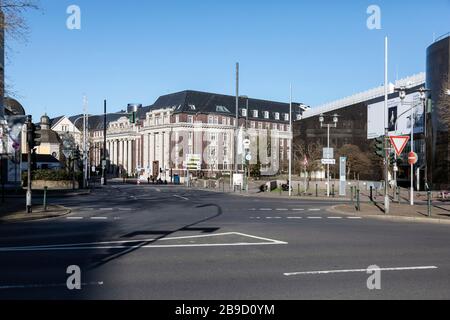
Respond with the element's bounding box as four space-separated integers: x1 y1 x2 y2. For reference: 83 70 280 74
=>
410 100 415 206
384 37 390 215
43 186 48 212
102 99 107 186
289 84 293 197
26 116 32 213
235 63 239 175
327 124 330 197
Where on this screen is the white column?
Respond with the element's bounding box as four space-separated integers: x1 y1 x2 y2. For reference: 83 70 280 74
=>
128 140 132 173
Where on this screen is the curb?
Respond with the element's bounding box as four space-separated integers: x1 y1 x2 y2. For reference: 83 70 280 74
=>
0 205 72 224
327 205 450 225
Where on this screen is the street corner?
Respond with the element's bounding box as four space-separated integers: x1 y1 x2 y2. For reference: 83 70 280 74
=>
0 204 71 224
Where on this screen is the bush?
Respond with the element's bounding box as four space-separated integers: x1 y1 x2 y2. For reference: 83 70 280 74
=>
22 170 82 184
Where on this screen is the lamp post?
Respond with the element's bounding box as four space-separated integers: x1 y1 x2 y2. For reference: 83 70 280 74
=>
396 86 429 206
319 114 338 197
239 95 250 192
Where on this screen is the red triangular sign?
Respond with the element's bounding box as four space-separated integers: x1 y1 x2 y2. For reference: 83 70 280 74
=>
389 136 410 156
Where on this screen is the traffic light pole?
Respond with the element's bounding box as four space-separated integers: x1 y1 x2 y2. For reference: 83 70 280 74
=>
102 100 107 186
384 37 390 215
26 116 32 213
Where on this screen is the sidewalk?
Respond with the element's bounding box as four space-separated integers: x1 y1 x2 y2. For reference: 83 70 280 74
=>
330 201 450 225
0 198 71 224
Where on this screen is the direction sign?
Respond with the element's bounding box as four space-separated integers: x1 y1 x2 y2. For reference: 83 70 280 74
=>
323 148 334 160
243 139 251 149
389 136 410 156
321 159 336 165
408 152 418 165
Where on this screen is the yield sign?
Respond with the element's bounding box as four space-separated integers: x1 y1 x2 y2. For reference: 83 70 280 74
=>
389 136 410 156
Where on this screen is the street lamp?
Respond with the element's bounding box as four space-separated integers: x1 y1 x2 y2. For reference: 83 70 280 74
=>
239 95 250 192
319 113 339 197
395 86 429 206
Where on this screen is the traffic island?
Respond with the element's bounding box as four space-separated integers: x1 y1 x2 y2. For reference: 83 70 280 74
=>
329 202 450 225
0 199 71 224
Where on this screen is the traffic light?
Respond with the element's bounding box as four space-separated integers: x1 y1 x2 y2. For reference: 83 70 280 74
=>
27 123 42 149
374 136 385 159
73 148 81 161
129 111 137 124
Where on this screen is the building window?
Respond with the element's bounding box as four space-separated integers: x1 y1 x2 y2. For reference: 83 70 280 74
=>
208 116 214 124
175 115 180 123
284 114 290 121
253 110 259 118
264 111 269 119
258 122 263 129
214 116 219 124
274 113 280 120
241 109 247 117
251 121 256 129
188 115 194 123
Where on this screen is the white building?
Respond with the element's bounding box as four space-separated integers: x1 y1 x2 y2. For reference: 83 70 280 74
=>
82 90 305 180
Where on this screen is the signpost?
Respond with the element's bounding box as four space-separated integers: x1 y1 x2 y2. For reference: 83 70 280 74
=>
339 157 347 197
389 135 410 156
321 159 336 165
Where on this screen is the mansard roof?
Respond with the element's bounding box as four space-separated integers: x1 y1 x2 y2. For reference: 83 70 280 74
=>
151 90 302 122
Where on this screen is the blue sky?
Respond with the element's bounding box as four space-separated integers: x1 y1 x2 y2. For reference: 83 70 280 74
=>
5 0 450 120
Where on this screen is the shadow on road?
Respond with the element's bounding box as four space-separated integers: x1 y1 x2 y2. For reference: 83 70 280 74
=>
88 203 223 270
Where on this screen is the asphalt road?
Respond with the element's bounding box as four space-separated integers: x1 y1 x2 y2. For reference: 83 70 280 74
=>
1 183 450 300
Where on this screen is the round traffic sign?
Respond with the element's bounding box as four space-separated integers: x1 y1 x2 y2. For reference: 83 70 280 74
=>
408 152 418 165
245 154 252 161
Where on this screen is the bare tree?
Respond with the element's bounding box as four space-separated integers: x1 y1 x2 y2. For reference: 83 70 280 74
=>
293 139 323 178
1 0 39 40
336 144 372 181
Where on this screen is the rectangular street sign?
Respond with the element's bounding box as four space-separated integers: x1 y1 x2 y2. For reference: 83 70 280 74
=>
321 159 336 165
323 148 334 159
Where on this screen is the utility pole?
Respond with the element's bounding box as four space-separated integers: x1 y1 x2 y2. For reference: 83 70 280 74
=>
384 36 390 215
102 99 107 186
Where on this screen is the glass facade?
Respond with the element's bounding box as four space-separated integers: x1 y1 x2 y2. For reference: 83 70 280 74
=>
426 35 450 189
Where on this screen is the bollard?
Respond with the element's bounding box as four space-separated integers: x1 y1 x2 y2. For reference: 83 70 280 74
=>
315 184 318 197
428 191 432 217
279 184 282 196
351 186 354 205
332 184 335 198
370 186 373 203
298 184 301 197
356 189 361 212
43 186 48 212
397 187 400 204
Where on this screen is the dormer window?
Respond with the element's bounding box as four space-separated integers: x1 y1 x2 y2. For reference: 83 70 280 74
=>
264 111 269 119
274 112 280 120
188 104 196 111
241 109 247 117
253 110 259 118
284 113 290 121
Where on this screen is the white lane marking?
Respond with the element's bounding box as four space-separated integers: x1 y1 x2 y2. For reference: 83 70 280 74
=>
0 282 104 290
0 232 287 252
266 217 282 220
91 217 108 220
307 217 323 219
292 209 305 211
260 208 273 211
248 209 257 211
66 217 84 220
173 195 189 201
308 209 321 212
99 208 113 211
284 266 438 277
276 209 289 211
287 217 303 219
328 217 343 219
118 208 133 211
348 217 363 220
